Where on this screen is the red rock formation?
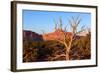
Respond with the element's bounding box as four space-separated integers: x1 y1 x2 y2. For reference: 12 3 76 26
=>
42 29 73 41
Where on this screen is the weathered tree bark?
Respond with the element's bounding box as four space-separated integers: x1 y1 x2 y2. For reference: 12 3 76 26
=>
65 50 69 60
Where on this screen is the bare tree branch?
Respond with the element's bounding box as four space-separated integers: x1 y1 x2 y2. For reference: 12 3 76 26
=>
76 25 86 34
53 19 58 30
51 54 66 60
72 16 76 26
76 18 81 27
64 25 68 32
59 17 63 30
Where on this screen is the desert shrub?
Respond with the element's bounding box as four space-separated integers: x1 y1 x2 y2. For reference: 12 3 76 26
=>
70 34 91 60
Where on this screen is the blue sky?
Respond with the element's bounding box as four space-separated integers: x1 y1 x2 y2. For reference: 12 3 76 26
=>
23 10 91 34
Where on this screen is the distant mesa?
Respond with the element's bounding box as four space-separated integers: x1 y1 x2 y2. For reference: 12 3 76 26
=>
23 29 74 41
23 30 43 41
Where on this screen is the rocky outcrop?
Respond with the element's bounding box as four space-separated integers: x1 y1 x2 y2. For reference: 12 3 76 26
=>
23 30 43 41
42 29 73 41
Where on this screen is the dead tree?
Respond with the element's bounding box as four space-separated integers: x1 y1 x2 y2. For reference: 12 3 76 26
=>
53 16 86 60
